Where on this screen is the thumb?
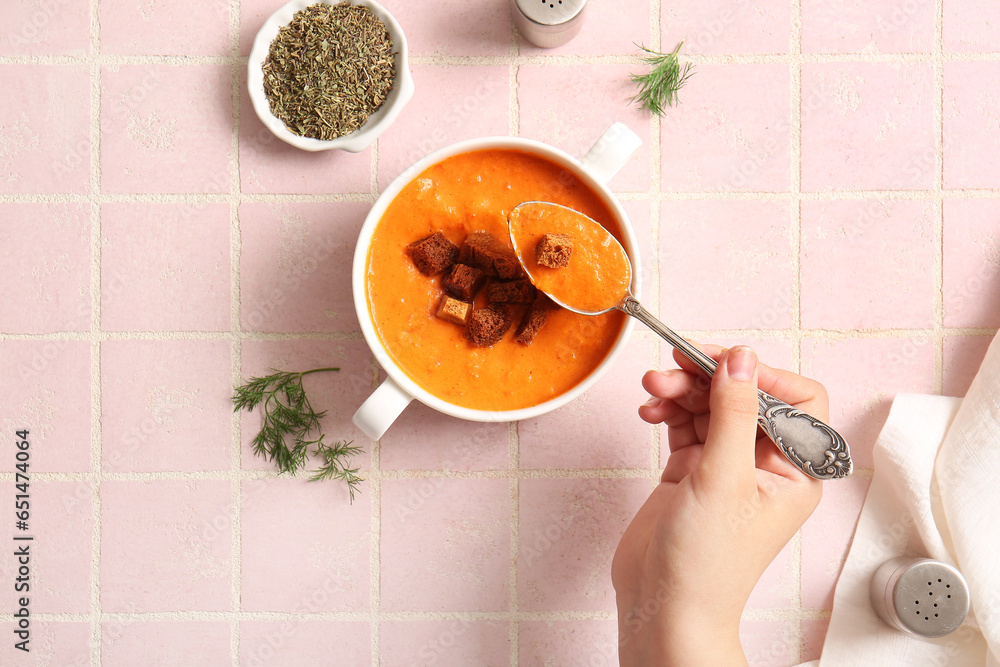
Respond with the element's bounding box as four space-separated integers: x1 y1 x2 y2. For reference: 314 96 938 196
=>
699 346 760 485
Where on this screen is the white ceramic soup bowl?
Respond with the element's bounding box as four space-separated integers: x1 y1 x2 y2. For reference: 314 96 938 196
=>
352 123 643 439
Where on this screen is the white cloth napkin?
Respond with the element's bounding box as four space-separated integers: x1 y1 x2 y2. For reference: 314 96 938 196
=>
812 333 1000 666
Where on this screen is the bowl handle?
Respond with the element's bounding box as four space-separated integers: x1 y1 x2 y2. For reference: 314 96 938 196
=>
352 376 414 440
579 122 642 186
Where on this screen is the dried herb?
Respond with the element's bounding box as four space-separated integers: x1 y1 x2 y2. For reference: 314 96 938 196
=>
233 367 363 500
630 43 694 115
263 2 396 141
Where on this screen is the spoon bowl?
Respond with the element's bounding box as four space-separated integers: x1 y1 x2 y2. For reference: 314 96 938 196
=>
508 201 854 480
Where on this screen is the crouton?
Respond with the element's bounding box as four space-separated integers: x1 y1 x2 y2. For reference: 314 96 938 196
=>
406 232 458 276
535 233 573 269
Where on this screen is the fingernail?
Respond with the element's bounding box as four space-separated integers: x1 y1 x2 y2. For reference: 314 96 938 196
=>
642 397 661 408
727 346 757 381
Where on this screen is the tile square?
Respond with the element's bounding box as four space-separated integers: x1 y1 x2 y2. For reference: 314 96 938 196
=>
102 621 231 666
621 200 654 305
944 62 1000 189
380 0 513 56
101 480 232 612
240 202 365 333
800 475 871 610
801 617 831 662
801 62 934 191
376 65 509 189
241 479 370 612
0 65 90 193
518 478 651 612
944 0 1000 52
521 0 651 55
239 87 372 194
801 337 935 469
101 202 231 332
380 620 510 666
0 203 91 333
101 65 232 194
100 0 230 55
660 64 791 192
801 199 935 330
663 1 791 55
739 617 797 666
102 340 232 473
239 340 374 470
379 401 510 472
518 64 652 192
0 621 90 666
943 336 994 398
0 341 91 472
943 199 1000 328
239 0 275 55
519 620 619 666
0 481 92 613
0 1 89 55
519 338 653 470
660 200 793 329
381 478 509 612
802 0 935 53
240 621 371 666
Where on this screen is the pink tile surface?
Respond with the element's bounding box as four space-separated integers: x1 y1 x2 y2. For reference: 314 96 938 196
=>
0 1 89 56
660 64 791 192
519 64 653 191
0 341 92 472
381 478 510 612
240 621 371 666
801 62 935 191
663 1 791 55
380 619 510 666
944 62 1000 189
239 339 374 467
660 199 794 329
943 199 1000 328
944 336 994 398
102 340 232 472
518 338 653 470
0 481 92 613
0 621 90 666
801 0 935 53
0 64 90 193
241 479 370 612
6 4 1000 664
239 201 366 332
944 0 1000 52
239 86 373 194
518 619 619 666
800 475 872 610
0 203 91 333
101 480 232 612
518 478 651 612
102 621 231 666
101 202 231 331
100 64 232 194
377 65 509 189
100 0 230 56
801 199 936 330
801 337 936 468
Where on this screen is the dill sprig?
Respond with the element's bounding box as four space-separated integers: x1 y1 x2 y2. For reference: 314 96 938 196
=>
630 42 693 115
233 367 363 500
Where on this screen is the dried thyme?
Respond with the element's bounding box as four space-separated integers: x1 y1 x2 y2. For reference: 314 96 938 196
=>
263 2 396 141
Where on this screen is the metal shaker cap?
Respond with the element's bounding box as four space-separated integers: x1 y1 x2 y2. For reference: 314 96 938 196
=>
511 0 587 49
870 557 970 638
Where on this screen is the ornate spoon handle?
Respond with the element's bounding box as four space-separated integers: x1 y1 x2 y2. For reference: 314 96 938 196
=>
621 297 853 480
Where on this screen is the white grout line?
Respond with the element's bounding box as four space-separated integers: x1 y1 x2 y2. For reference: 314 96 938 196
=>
933 0 946 395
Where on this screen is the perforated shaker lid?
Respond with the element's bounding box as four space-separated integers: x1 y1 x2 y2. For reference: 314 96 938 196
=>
511 0 587 48
514 0 587 27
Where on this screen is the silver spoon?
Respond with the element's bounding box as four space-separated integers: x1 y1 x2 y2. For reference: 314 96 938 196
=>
508 201 853 481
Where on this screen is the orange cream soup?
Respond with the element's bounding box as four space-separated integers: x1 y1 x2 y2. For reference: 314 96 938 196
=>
510 202 632 314
366 149 627 411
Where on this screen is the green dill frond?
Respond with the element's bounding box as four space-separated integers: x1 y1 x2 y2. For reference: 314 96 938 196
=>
630 42 694 115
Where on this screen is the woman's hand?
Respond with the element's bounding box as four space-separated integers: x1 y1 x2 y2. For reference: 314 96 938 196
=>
612 344 827 666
